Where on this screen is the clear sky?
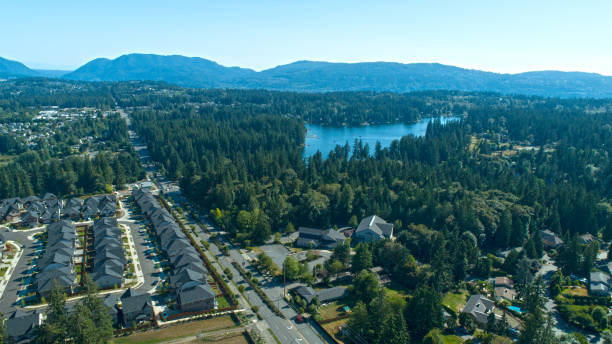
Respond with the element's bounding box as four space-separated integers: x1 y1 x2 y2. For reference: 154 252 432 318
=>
1 0 611 75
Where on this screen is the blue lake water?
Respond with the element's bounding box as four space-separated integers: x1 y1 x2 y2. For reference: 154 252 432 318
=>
304 117 458 158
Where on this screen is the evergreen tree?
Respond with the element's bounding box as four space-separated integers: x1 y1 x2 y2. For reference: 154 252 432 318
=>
351 243 373 273
405 286 443 339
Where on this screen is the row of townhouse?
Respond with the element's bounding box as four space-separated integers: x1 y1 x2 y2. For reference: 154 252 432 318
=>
36 220 78 299
1 193 117 227
133 188 216 312
92 217 126 289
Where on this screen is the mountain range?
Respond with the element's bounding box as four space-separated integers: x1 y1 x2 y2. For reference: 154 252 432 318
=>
2 54 612 98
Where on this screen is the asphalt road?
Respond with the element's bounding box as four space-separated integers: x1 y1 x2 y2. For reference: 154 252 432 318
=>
118 218 160 294
186 213 331 344
0 228 41 316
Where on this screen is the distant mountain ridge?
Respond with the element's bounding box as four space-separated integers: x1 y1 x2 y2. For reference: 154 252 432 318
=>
3 54 612 98
0 57 40 78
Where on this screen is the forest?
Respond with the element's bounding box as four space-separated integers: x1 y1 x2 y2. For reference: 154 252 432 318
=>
128 86 611 342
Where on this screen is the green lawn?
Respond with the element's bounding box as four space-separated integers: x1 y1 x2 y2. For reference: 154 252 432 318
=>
425 329 463 344
319 301 346 320
383 280 411 298
442 289 469 313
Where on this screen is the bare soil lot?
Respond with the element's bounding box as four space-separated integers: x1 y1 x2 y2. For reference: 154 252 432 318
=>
113 316 238 344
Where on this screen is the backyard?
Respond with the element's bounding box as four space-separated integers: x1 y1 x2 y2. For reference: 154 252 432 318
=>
442 289 469 314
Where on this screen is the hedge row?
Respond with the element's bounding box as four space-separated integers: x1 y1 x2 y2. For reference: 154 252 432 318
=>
232 261 284 318
565 295 612 306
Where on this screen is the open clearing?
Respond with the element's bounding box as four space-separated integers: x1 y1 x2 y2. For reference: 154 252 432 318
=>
185 333 248 344
113 316 238 344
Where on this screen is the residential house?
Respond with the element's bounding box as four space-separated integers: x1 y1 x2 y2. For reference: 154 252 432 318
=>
491 276 518 302
62 206 81 221
22 195 41 205
292 285 316 304
353 215 394 243
316 286 348 303
100 202 117 217
5 203 21 222
580 233 596 245
6 310 42 343
292 285 348 304
177 281 216 312
21 210 39 228
120 288 154 327
296 227 346 249
170 268 207 291
103 294 120 326
590 271 611 296
41 192 57 203
462 295 496 326
541 230 564 249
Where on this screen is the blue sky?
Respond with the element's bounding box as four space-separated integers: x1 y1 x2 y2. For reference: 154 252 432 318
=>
1 1 611 75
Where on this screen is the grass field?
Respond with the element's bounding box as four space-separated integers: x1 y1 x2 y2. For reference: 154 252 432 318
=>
426 329 463 344
321 318 348 344
442 289 469 313
562 286 588 297
113 316 238 344
318 301 347 320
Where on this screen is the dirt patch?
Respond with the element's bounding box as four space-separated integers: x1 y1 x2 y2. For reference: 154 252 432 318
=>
114 316 238 344
321 318 348 344
187 333 248 344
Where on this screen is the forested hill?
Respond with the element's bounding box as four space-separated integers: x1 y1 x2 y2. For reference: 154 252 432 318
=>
0 57 40 78
1 53 606 98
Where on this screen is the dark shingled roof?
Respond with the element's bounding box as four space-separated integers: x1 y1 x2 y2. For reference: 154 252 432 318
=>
6 310 41 340
121 288 153 314
178 281 215 305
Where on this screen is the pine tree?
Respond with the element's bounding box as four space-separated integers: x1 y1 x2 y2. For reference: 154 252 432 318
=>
351 243 373 273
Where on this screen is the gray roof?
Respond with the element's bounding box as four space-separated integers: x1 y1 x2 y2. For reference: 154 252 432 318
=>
178 281 215 305
171 251 203 269
541 230 564 247
103 294 120 316
6 310 41 339
121 288 153 314
94 259 124 277
297 227 346 248
174 262 207 276
462 295 495 324
42 192 57 201
355 215 393 238
171 268 207 289
316 287 348 303
23 195 41 203
590 271 610 285
293 285 316 303
37 274 75 294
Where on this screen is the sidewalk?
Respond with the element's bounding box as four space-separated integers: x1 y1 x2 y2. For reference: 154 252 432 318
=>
0 241 24 300
118 198 145 290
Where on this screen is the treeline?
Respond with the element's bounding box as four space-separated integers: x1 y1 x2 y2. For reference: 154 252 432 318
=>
0 149 143 198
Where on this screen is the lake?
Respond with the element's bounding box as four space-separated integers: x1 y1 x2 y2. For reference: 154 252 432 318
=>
304 117 458 158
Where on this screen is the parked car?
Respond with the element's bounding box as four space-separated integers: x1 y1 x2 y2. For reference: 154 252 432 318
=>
294 315 304 323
